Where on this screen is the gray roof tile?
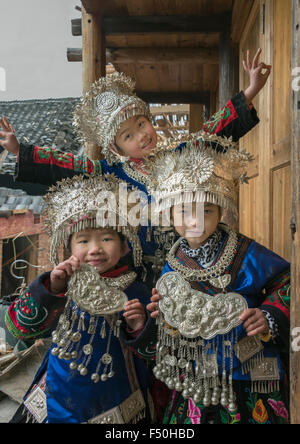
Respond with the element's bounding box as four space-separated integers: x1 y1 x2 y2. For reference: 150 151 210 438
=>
0 97 82 215
0 187 45 214
0 97 81 175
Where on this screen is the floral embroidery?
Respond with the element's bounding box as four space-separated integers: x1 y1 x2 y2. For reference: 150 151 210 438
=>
267 399 289 420
169 414 177 424
74 155 102 175
220 407 241 424
262 282 290 321
252 399 269 424
187 398 201 424
5 288 63 340
245 389 270 424
202 101 238 135
33 146 73 169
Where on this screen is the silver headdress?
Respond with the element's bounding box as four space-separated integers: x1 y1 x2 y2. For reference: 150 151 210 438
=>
146 132 253 220
73 72 152 165
42 174 142 267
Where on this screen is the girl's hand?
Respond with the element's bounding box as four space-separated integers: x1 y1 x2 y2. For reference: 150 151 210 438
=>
240 308 269 337
123 299 146 331
243 48 272 104
0 116 20 155
49 255 80 294
146 288 162 319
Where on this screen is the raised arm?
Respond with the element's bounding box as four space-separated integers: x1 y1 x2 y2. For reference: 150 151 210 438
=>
202 48 271 142
0 116 102 186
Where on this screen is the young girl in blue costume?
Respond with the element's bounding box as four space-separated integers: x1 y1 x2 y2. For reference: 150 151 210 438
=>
0 50 271 285
140 139 290 424
6 174 155 424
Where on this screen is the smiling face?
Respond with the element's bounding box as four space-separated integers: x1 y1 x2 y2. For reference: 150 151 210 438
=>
114 115 158 159
70 227 127 274
172 202 221 249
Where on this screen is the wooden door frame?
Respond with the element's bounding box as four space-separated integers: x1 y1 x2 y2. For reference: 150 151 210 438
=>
290 0 300 425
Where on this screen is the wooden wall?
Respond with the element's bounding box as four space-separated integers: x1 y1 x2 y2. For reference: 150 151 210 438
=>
239 0 292 262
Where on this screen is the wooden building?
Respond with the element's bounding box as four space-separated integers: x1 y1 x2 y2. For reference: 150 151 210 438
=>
70 0 299 423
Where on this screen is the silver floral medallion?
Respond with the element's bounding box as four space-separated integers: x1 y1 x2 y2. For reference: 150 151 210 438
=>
95 91 119 115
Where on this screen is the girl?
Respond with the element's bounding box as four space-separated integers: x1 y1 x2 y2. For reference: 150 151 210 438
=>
144 140 290 424
5 174 154 424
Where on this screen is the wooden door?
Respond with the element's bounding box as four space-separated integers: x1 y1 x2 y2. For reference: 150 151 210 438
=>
239 0 292 263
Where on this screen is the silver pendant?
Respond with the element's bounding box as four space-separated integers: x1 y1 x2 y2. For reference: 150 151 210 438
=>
156 272 247 339
67 264 129 315
209 274 231 290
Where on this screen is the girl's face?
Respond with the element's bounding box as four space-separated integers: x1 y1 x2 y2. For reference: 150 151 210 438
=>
114 115 157 159
70 228 126 274
172 202 221 249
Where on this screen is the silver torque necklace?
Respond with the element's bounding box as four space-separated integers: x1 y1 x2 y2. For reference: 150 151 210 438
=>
166 226 238 286
122 161 150 186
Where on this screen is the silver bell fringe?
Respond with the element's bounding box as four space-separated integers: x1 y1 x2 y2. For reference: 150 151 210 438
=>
153 316 281 411
250 357 280 394
49 265 136 384
51 299 122 383
152 314 239 412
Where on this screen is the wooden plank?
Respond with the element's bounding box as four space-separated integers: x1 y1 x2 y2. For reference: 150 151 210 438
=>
238 1 263 244
71 18 82 36
102 13 231 34
12 209 29 215
239 175 259 239
290 0 300 426
109 47 219 64
271 164 292 261
82 10 106 91
82 0 233 16
150 104 189 114
231 0 255 44
72 15 231 36
106 32 220 48
138 91 210 104
67 47 219 64
258 0 272 250
82 7 106 160
67 48 113 63
268 0 292 258
219 24 239 108
189 104 204 133
271 0 292 154
67 48 83 62
82 0 105 14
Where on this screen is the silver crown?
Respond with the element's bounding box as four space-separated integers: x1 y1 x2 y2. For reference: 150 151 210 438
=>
73 72 151 164
42 174 142 266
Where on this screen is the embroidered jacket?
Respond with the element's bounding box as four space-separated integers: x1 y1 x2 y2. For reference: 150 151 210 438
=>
128 227 290 380
5 272 153 423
